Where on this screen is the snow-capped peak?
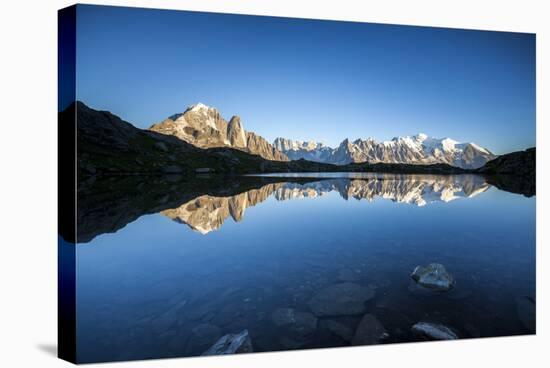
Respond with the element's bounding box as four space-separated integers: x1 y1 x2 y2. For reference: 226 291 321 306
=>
415 133 428 141
187 102 212 113
469 142 491 155
440 137 459 152
273 137 328 152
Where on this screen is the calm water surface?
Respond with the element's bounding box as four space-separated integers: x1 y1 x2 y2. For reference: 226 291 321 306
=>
74 173 535 363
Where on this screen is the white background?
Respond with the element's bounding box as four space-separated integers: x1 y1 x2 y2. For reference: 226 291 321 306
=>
0 0 547 366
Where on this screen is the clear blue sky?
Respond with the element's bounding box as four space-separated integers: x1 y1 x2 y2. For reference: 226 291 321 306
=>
75 5 535 154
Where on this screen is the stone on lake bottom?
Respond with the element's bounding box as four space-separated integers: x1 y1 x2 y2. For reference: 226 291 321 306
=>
271 308 317 336
351 314 389 345
308 283 375 317
202 329 253 356
187 323 221 354
323 320 354 342
411 322 458 340
410 263 455 291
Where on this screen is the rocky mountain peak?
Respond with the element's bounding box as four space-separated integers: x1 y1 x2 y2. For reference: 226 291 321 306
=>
186 102 213 113
227 116 247 148
149 103 288 161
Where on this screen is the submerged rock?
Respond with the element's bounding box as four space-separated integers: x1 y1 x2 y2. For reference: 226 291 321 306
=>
187 323 221 354
323 320 354 342
352 314 389 345
411 322 458 340
308 283 375 317
410 263 455 291
271 308 317 336
202 329 254 356
515 296 536 333
271 308 318 349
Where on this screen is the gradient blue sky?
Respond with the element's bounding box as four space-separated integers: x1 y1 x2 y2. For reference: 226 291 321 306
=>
75 5 535 154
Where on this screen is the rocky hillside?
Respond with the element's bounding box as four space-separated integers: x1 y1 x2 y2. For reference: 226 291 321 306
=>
149 103 288 161
274 134 496 169
69 101 303 176
476 147 535 197
476 147 535 176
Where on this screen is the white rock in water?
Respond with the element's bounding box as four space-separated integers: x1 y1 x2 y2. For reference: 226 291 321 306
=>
410 263 455 291
411 322 458 340
202 329 253 356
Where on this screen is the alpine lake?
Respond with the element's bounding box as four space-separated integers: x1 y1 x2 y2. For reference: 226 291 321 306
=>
69 172 536 363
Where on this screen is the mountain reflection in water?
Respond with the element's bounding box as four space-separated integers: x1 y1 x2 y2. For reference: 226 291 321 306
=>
162 175 490 234
71 172 536 244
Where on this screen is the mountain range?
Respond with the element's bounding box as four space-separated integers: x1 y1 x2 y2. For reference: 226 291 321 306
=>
149 102 495 169
273 134 496 169
67 101 535 179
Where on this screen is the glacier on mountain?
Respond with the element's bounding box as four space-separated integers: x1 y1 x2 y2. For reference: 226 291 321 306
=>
274 133 495 169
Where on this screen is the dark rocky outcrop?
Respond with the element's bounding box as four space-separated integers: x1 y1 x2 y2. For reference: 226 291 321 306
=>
476 148 535 197
477 147 535 176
